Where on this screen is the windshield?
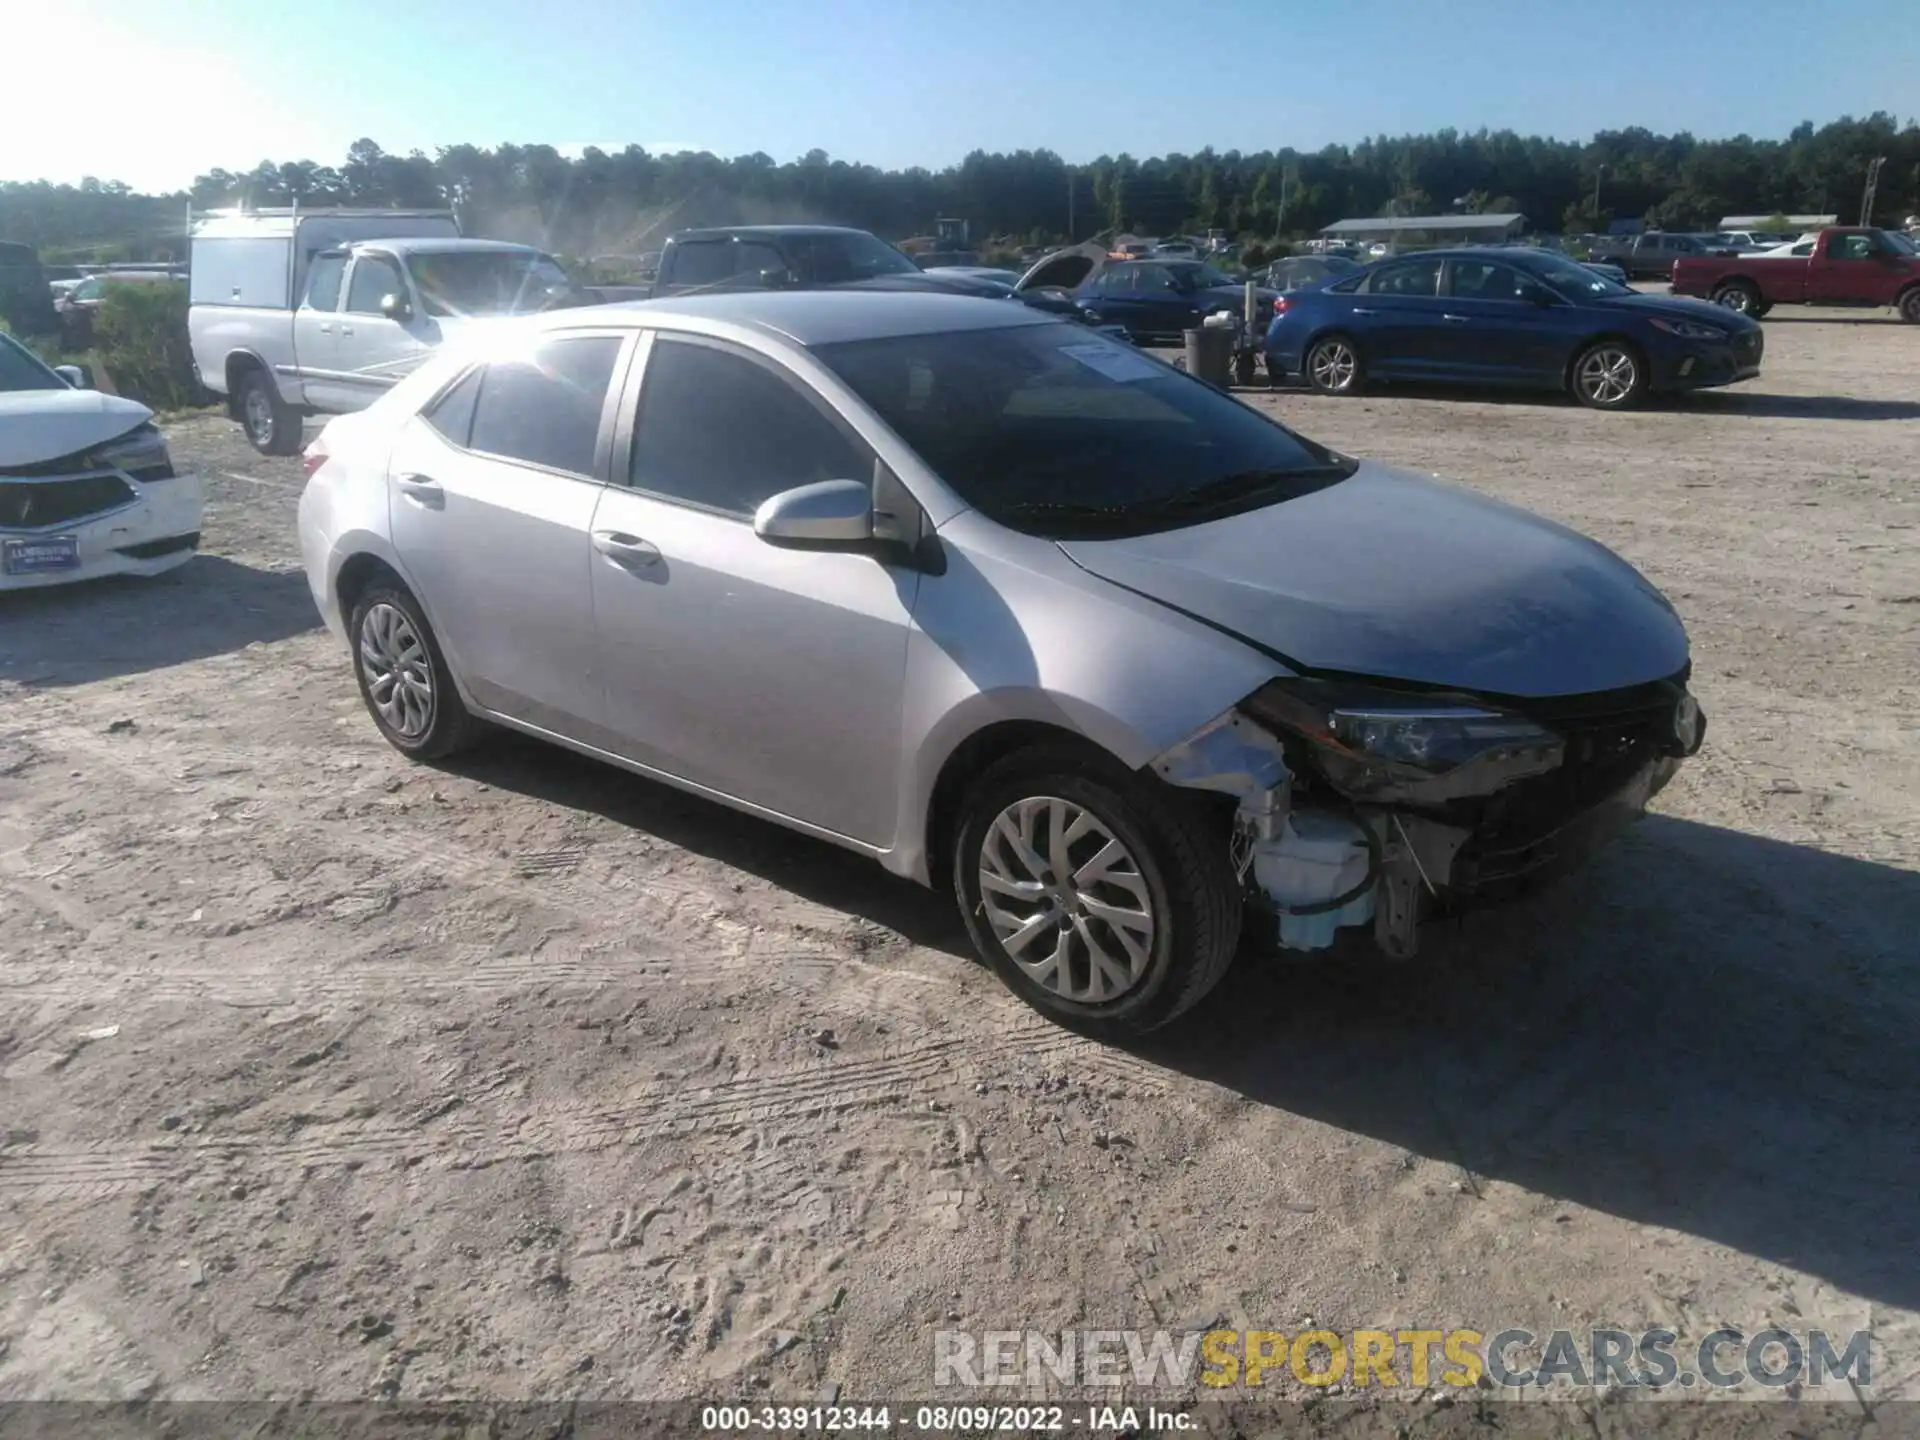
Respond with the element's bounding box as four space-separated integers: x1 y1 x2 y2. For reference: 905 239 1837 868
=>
792 232 921 283
1532 253 1634 298
0 333 64 393
815 321 1354 538
406 251 575 317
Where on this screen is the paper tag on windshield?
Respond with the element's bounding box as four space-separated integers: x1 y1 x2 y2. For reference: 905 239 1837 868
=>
1059 342 1168 383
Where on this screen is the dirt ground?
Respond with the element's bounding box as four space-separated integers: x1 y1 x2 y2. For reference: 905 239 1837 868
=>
2 307 1916 1415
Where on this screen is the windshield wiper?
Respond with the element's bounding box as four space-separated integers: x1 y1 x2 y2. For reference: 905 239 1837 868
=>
1127 464 1353 518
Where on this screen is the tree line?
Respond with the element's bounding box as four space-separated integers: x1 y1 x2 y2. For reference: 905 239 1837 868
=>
3 115 1915 262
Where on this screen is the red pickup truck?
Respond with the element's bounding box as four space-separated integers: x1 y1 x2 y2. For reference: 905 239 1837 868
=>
1669 227 1920 322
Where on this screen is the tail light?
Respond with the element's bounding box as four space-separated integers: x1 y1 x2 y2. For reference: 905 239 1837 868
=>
300 438 328 479
1270 295 1291 317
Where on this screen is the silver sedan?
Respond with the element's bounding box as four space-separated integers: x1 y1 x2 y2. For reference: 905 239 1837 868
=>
298 291 1704 1036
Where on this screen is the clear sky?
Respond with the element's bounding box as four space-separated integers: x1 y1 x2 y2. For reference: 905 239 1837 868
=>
8 0 1916 194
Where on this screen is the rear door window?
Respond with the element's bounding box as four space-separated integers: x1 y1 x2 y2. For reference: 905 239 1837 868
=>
1365 258 1442 297
467 335 624 478
305 253 346 311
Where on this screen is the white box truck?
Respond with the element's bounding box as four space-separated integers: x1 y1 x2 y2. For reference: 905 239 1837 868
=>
189 209 589 454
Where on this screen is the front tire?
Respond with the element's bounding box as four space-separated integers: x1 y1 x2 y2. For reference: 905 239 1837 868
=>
1711 280 1759 315
349 583 480 760
1571 339 1648 410
1303 334 1364 395
1900 288 1920 324
237 369 304 456
952 744 1241 1037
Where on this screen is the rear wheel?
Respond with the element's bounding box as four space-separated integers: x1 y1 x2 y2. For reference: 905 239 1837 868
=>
1710 280 1760 315
952 745 1241 1037
1303 334 1364 395
349 582 480 760
1232 349 1259 386
237 369 303 456
1900 288 1920 324
1571 340 1647 410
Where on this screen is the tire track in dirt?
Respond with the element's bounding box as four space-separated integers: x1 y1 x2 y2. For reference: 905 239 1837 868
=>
0 1038 975 1202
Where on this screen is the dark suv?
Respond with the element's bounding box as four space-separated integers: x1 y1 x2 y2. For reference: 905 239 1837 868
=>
649 226 1021 301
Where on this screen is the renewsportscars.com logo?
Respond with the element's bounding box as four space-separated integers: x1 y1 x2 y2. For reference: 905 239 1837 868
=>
933 1327 1873 1392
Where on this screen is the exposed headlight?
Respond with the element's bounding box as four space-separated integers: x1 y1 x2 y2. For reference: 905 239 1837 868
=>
91 422 171 471
1240 677 1564 801
1648 317 1727 341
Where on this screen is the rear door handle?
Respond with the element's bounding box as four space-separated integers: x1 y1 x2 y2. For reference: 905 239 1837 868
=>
1350 307 1378 316
318 323 333 334
396 475 444 509
340 325 355 336
593 530 661 567
1441 313 1472 323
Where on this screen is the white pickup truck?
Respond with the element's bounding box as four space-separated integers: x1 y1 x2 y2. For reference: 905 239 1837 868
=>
189 209 591 454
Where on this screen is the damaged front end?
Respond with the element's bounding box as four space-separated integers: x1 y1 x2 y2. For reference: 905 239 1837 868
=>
1152 673 1706 958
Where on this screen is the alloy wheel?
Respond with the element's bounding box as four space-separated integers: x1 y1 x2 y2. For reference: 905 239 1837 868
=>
1715 287 1754 313
1308 340 1357 392
358 602 435 739
977 796 1155 1004
1576 346 1638 406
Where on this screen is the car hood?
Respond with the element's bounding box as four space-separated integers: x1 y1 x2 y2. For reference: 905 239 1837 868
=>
0 389 154 468
1057 460 1689 698
1592 290 1760 329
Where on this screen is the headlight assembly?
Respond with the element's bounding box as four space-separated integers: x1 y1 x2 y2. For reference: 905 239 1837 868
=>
1240 677 1564 802
1647 317 1727 341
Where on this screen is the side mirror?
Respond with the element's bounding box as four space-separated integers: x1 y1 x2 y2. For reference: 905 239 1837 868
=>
379 292 413 322
53 363 94 389
753 480 874 552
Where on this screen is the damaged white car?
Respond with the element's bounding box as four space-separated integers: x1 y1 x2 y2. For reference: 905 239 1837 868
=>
297 293 1704 1036
1 333 202 589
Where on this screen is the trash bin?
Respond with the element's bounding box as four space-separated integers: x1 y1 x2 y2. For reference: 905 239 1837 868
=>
1183 323 1235 387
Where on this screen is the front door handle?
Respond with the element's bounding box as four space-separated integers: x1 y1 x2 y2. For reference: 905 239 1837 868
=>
592 530 661 567
1350 307 1378 316
1441 313 1472 323
340 324 355 336
396 475 444 509
318 323 334 334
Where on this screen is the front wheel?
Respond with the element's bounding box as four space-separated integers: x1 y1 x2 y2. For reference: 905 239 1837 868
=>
1303 334 1364 395
952 745 1241 1037
1571 340 1647 410
349 583 480 760
1900 288 1920 324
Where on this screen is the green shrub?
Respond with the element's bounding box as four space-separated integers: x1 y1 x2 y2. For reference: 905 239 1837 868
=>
91 282 202 411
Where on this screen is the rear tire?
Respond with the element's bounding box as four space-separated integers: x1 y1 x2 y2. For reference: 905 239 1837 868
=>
348 582 481 761
1711 280 1760 315
1303 334 1364 395
952 744 1241 1038
1900 288 1920 324
1571 339 1648 410
1232 350 1259 386
237 369 303 457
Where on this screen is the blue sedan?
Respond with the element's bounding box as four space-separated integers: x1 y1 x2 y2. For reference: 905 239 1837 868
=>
1263 248 1764 410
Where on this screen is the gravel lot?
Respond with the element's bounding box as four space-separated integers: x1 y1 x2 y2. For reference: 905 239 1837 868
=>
2 307 1916 1412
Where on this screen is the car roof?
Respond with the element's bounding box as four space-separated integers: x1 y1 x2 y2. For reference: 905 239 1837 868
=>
548 290 1058 347
347 237 550 257
669 226 874 241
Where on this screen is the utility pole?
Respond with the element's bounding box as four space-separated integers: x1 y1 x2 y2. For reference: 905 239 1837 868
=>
1067 168 1075 240
1592 164 1606 219
1861 156 1886 226
1278 167 1289 235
